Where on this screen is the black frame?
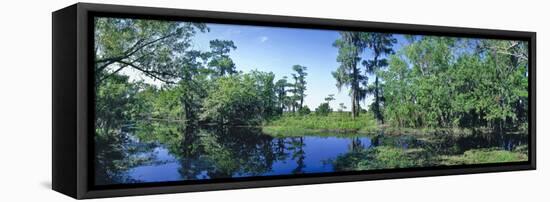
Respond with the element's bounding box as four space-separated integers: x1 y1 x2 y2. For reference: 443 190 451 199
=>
52 2 536 199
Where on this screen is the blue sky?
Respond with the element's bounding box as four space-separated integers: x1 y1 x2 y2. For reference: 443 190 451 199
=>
190 23 408 111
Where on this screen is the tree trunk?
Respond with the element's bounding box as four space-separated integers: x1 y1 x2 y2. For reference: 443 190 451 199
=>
351 89 357 119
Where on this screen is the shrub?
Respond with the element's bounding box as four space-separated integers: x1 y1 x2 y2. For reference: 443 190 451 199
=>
315 102 332 116
298 105 311 115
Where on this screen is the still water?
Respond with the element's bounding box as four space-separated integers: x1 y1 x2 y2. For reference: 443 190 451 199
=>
94 123 527 185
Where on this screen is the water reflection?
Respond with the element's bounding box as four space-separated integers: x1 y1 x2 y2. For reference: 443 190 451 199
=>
95 122 528 185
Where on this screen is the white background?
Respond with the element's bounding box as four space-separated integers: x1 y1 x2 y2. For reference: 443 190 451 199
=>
0 0 547 201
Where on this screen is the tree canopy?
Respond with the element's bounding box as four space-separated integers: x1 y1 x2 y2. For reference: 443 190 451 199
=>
94 17 529 136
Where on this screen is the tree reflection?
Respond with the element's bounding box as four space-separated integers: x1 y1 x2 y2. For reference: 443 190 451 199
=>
96 121 528 184
288 137 306 174
132 123 285 180
95 125 157 185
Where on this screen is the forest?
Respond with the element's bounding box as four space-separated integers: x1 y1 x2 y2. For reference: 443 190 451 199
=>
93 17 529 185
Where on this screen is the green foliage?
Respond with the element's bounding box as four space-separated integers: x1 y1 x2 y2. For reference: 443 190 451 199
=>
200 74 263 125
361 33 396 123
94 17 528 143
315 102 332 116
333 146 422 171
324 94 335 104
95 74 144 137
263 112 377 136
290 65 308 112
93 18 530 183
333 144 528 171
94 17 208 86
379 54 417 127
441 148 528 165
298 105 311 115
274 76 290 114
207 39 237 76
380 36 528 132
251 70 279 118
94 74 155 184
197 71 279 125
332 32 368 118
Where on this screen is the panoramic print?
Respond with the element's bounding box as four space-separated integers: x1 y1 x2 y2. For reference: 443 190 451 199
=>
93 17 529 185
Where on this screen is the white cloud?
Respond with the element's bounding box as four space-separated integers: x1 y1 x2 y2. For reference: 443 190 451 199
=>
259 36 269 43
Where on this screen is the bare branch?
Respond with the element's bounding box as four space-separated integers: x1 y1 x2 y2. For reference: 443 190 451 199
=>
116 60 178 84
95 33 176 64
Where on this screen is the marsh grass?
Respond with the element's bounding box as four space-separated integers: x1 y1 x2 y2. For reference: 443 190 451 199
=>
262 112 488 137
263 112 378 136
333 146 431 171
333 146 527 172
440 148 528 165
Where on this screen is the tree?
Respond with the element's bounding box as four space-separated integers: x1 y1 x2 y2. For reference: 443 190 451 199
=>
404 36 456 127
135 50 212 125
332 32 367 119
475 40 529 132
288 137 306 174
315 102 332 116
380 54 416 127
201 74 263 125
379 36 528 132
175 50 211 124
325 94 335 106
208 39 237 77
361 33 396 124
338 103 347 112
95 74 144 137
291 65 308 111
251 70 278 118
94 18 208 86
275 76 290 114
200 71 279 125
298 105 311 115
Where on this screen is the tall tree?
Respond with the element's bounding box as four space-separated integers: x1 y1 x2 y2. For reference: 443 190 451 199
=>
404 36 456 127
332 32 367 119
94 18 208 87
379 54 415 127
208 39 237 77
94 18 210 129
361 33 396 124
176 50 211 123
275 76 290 113
201 74 262 125
476 40 529 132
251 70 278 118
291 65 308 111
325 94 335 106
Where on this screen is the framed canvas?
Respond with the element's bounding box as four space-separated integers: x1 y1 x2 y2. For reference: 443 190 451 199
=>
52 3 536 199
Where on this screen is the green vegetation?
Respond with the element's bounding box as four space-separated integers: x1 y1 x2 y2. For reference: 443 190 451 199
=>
93 17 529 183
380 38 528 131
291 65 308 112
315 103 332 116
441 148 528 165
333 146 427 171
332 32 367 119
94 18 528 137
333 146 527 171
201 72 277 125
263 112 377 136
361 33 397 124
